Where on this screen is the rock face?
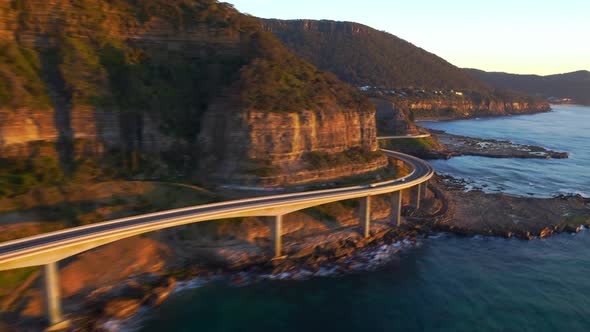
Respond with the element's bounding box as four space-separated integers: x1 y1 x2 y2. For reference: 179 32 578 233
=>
0 0 385 186
388 93 551 120
370 97 419 135
199 101 386 185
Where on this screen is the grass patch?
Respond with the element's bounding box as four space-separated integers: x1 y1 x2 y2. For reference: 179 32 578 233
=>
379 137 439 154
0 267 37 292
302 205 337 223
303 147 383 170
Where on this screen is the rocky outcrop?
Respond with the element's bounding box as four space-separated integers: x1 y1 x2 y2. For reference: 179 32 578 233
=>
382 93 551 120
199 99 387 186
0 0 385 187
370 97 419 135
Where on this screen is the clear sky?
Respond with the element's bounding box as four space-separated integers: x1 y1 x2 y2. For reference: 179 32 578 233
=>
226 0 590 75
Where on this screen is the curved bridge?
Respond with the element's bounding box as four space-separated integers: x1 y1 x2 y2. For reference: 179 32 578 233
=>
0 148 433 329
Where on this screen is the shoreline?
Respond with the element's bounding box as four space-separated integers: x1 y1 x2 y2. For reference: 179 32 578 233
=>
414 105 553 122
3 171 588 330
79 175 589 331
3 174 587 330
428 129 569 159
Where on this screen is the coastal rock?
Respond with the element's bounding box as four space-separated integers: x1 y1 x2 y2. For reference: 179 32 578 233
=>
539 227 553 238
564 224 582 233
102 298 142 319
198 103 388 186
431 130 569 160
147 277 177 307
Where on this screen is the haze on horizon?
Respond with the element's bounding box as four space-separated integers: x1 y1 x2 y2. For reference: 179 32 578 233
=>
226 0 590 76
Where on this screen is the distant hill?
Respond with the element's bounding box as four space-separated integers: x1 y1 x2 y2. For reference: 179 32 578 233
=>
262 19 550 118
263 19 489 91
465 69 590 105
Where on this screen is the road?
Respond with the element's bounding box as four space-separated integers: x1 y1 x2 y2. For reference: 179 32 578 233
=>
0 149 433 271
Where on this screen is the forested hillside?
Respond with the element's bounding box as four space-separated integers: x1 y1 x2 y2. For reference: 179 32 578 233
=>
263 19 489 90
465 69 590 105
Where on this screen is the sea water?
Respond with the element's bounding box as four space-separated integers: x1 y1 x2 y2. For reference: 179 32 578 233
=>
420 105 590 197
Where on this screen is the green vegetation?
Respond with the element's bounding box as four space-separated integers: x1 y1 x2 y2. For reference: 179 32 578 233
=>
302 205 337 223
379 137 439 155
0 267 36 293
303 148 383 170
263 20 550 112
263 19 490 91
0 155 64 198
0 42 51 109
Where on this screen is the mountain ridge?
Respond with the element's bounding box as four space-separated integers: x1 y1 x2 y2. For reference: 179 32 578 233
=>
464 69 590 105
263 19 490 91
263 19 550 119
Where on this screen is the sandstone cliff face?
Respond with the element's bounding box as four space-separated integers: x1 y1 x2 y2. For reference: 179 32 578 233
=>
376 94 551 120
0 0 385 187
199 98 386 186
370 98 419 135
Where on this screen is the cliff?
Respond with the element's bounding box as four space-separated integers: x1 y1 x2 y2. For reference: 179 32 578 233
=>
369 89 551 120
0 0 386 189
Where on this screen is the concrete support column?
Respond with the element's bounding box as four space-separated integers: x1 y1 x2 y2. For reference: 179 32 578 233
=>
420 182 428 200
390 191 402 226
44 261 65 329
410 185 421 209
270 215 283 258
359 196 371 238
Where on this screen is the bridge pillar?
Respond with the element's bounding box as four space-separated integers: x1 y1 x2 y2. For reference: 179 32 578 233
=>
410 185 421 209
270 215 283 258
390 191 402 226
44 261 69 331
420 182 428 200
359 196 371 238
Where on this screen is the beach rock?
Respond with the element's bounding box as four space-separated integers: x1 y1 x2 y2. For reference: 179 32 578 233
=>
147 277 177 307
564 224 582 233
539 228 553 238
103 298 142 319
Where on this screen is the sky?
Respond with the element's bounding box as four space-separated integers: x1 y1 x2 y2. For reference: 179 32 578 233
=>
226 0 590 75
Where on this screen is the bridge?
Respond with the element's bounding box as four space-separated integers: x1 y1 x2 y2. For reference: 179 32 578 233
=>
0 146 434 330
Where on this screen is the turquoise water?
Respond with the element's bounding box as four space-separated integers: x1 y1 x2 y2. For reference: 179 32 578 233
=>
137 106 590 331
420 105 590 197
140 233 590 332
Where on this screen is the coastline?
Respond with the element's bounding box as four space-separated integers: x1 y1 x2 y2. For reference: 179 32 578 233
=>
428 129 569 159
414 105 553 122
83 175 589 331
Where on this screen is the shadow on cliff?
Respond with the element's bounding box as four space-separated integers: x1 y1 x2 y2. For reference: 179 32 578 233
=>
38 51 74 176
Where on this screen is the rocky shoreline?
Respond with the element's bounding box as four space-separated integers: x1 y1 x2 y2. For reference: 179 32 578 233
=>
62 175 588 331
2 173 588 331
429 129 569 159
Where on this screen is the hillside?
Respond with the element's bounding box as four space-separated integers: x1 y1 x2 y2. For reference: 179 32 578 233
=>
263 19 488 91
263 19 550 119
465 69 590 105
0 0 386 192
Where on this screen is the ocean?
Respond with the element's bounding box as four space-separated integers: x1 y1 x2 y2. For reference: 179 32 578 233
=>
420 105 590 198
